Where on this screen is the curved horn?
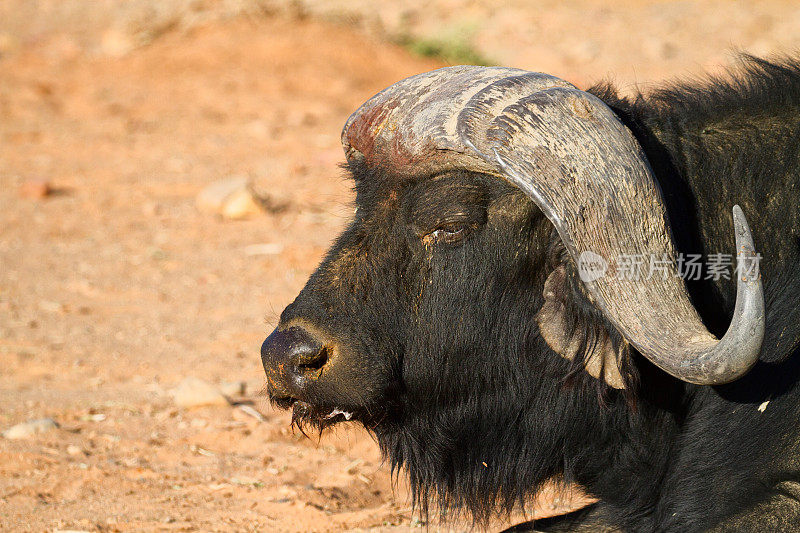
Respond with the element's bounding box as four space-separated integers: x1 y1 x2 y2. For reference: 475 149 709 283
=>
342 66 765 385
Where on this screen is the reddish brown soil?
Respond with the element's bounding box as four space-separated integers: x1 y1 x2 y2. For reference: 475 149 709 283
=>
0 13 586 532
1 3 796 531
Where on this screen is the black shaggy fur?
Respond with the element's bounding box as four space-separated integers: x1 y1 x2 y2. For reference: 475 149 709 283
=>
269 56 800 531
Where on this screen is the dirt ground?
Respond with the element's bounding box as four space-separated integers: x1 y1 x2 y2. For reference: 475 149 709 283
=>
1 2 799 532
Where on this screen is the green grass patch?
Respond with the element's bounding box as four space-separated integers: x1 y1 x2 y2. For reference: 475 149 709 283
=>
397 33 494 66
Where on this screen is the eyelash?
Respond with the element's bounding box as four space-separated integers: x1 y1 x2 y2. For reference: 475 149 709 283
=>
426 225 468 245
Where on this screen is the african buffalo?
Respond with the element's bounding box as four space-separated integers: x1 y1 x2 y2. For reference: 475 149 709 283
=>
261 56 800 531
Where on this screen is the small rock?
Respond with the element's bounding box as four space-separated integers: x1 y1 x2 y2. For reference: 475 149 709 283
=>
19 179 52 199
189 418 208 429
39 300 65 313
197 177 249 212
220 188 263 220
66 444 82 456
190 444 215 457
100 29 135 57
170 377 229 408
219 381 247 397
230 475 262 486
2 418 58 439
233 405 266 423
196 177 265 220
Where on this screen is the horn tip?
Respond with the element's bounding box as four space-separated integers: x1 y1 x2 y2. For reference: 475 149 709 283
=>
732 204 745 224
731 204 756 252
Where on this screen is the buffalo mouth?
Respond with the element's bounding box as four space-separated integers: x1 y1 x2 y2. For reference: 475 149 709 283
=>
271 396 355 431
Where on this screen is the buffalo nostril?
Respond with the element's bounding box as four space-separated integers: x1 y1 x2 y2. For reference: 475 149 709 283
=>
296 346 329 373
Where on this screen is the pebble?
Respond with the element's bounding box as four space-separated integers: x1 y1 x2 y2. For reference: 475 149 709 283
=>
66 444 82 456
189 418 208 428
170 377 229 408
229 475 261 486
196 176 248 211
100 29 135 57
196 177 264 220
233 405 266 423
220 188 262 220
2 418 58 439
39 300 65 313
219 381 247 397
19 179 52 199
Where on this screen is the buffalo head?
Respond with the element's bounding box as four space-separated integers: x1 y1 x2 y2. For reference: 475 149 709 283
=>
260 66 765 517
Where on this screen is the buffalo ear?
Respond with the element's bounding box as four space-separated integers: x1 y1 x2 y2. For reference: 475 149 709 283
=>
536 264 627 389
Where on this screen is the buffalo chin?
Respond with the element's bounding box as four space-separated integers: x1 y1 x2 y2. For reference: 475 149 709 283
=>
270 396 357 433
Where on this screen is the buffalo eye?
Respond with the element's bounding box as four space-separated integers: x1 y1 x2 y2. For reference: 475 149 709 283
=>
425 223 470 245
408 173 489 247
